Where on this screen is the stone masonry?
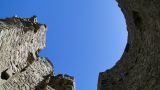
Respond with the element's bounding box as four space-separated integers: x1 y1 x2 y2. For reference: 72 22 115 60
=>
98 0 160 90
0 16 75 90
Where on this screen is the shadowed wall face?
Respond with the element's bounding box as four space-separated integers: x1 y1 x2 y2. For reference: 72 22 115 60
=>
98 0 160 90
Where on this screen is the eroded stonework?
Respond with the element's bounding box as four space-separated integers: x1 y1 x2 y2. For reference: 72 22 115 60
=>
0 16 75 90
98 0 160 90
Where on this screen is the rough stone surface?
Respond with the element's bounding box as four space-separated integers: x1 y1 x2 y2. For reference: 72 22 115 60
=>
98 0 160 90
0 16 75 90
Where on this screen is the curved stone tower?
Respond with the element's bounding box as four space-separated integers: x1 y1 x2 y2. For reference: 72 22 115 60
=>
0 16 75 90
98 0 160 90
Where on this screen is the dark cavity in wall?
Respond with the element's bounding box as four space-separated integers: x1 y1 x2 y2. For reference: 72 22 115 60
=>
132 11 143 31
1 69 10 80
27 52 35 64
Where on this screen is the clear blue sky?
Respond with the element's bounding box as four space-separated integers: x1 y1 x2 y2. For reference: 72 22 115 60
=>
0 0 127 90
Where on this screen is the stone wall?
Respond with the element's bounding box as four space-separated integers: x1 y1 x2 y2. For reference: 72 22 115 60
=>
98 0 160 90
0 16 75 90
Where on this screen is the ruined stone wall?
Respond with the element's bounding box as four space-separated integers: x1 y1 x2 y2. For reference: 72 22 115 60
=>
98 0 160 90
0 17 75 90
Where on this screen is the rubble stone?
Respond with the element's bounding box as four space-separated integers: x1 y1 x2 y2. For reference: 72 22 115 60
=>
98 0 160 90
0 16 75 90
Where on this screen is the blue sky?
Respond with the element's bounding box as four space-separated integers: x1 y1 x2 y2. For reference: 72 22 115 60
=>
0 0 127 90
